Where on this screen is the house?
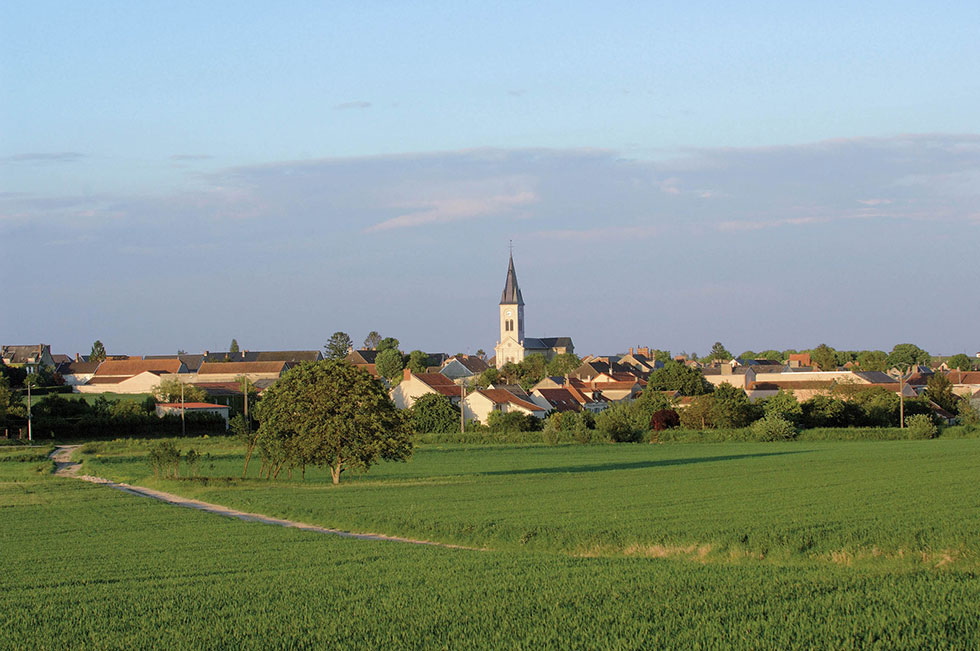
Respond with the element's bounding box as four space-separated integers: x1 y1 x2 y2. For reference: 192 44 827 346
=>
462 388 547 424
391 369 463 409
346 350 381 377
76 358 187 394
195 361 287 383
155 402 230 428
788 353 811 368
439 355 490 381
200 350 323 369
945 371 980 398
54 360 101 386
1 345 57 373
494 253 574 367
144 354 206 372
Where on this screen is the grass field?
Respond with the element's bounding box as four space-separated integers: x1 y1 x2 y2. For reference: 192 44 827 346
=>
79 437 980 567
2 445 979 648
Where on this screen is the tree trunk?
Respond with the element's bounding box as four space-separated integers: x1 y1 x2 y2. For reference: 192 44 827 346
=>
330 462 342 485
272 461 285 480
241 442 255 479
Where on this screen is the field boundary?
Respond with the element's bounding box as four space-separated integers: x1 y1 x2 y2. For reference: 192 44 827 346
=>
49 447 483 552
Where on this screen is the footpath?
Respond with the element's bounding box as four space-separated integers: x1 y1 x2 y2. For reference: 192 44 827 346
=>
48 446 479 551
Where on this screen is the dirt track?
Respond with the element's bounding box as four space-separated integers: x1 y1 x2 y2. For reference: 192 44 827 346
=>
48 446 479 551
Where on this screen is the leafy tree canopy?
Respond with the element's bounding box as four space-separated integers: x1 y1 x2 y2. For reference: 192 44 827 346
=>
256 360 411 483
947 353 975 371
546 353 581 377
377 337 400 353
809 344 838 371
409 393 460 434
406 350 430 374
229 339 240 354
153 378 208 403
705 342 733 362
887 343 931 370
646 361 713 396
375 348 404 382
926 373 958 413
856 350 888 371
90 340 107 363
324 332 353 360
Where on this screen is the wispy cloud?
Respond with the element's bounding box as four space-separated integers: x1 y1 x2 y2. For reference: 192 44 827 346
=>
2 152 85 163
333 101 372 110
368 190 536 232
170 154 213 161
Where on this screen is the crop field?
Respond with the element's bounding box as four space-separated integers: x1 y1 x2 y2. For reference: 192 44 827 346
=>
80 438 980 567
4 438 980 647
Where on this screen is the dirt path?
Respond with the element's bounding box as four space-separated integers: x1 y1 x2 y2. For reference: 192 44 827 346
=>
50 445 83 476
49 446 480 551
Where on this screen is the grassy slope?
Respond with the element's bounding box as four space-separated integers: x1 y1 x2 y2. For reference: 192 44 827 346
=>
1 459 978 648
79 438 980 565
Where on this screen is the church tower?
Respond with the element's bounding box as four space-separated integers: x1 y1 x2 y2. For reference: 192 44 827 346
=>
495 253 526 368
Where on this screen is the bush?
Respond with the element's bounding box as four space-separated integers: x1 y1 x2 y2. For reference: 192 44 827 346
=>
751 414 798 441
148 441 182 478
650 409 680 431
595 403 643 443
905 414 938 440
487 411 542 433
409 394 460 434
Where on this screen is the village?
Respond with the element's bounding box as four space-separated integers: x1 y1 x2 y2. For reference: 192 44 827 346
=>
3 255 979 434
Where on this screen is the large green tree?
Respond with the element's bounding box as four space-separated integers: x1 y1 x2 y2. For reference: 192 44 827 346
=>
153 378 208 403
709 383 757 428
324 332 353 360
546 353 581 377
256 360 411 484
947 353 975 371
406 350 430 374
229 339 240 354
856 350 888 371
409 393 460 434
645 361 713 396
375 349 404 382
887 344 931 370
926 373 958 413
377 337 400 353
705 342 733 362
809 344 838 372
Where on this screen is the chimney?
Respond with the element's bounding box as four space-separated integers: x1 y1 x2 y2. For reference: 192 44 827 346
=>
629 347 634 355
403 367 412 382
75 353 81 362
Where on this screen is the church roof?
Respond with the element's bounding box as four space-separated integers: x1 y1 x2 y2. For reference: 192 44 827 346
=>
499 253 524 305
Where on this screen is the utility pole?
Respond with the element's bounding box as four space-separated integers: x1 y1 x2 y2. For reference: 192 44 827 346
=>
27 379 32 442
180 378 186 437
460 383 465 434
898 367 908 429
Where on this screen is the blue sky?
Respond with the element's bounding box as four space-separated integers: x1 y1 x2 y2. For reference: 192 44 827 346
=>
2 2 979 358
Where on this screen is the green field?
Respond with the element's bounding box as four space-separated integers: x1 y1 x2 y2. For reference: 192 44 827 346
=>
80 437 980 566
2 439 978 647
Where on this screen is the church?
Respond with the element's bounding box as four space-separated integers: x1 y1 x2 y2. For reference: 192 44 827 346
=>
494 253 574 369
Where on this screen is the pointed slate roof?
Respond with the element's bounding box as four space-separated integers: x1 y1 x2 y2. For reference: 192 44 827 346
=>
499 254 524 306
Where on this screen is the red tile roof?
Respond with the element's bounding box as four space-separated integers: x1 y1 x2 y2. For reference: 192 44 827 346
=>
534 388 582 412
477 389 545 412
946 371 980 385
197 361 286 375
95 358 183 376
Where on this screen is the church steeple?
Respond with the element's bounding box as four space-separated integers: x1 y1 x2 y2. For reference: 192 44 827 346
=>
499 253 524 306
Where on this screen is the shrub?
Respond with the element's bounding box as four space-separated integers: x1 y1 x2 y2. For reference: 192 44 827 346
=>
148 441 181 478
751 414 798 442
905 414 938 440
650 409 680 431
595 403 643 443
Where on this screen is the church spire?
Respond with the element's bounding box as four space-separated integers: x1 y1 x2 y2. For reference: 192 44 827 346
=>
499 252 524 306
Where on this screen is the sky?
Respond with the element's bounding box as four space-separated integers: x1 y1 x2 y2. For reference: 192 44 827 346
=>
2 1 979 358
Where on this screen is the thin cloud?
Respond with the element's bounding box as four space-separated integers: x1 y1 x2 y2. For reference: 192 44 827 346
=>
3 152 85 163
367 190 536 233
170 154 213 161
333 101 372 110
